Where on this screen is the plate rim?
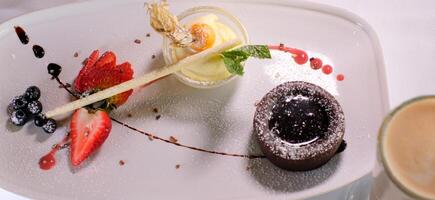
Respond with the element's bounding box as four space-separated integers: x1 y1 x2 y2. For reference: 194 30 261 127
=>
0 0 390 199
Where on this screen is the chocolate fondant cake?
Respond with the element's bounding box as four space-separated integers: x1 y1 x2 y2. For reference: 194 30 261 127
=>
253 81 345 171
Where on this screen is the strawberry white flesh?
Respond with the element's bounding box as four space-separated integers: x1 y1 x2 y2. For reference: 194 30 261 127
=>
70 108 112 166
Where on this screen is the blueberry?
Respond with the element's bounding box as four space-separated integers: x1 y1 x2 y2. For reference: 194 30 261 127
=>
24 86 41 101
10 109 29 126
27 101 43 115
42 118 57 134
34 114 47 127
11 95 28 110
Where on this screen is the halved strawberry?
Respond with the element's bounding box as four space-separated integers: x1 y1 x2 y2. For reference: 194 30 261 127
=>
70 108 112 166
74 50 134 109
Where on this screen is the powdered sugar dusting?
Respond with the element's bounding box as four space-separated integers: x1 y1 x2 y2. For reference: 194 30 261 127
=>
264 50 339 96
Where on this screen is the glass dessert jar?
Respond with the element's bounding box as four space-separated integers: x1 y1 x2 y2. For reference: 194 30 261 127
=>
162 6 249 89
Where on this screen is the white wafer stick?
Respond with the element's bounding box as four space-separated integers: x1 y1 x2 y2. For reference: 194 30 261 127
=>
45 39 241 118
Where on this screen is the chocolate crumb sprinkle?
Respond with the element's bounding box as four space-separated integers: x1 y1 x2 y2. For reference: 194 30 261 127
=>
148 135 154 141
146 33 151 37
155 114 161 120
169 136 178 143
119 160 125 166
151 55 156 59
74 52 79 57
127 113 132 118
134 39 141 44
175 164 180 169
152 108 158 113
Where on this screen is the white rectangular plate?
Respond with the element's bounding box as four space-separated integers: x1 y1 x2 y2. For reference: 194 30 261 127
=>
0 0 388 199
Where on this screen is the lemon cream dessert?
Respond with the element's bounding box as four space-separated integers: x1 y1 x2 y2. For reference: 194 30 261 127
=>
155 5 249 88
171 14 239 82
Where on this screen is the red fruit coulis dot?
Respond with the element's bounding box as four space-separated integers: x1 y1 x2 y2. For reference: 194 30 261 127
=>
322 65 333 75
309 57 323 70
288 48 308 65
39 135 70 170
337 74 345 81
39 151 56 170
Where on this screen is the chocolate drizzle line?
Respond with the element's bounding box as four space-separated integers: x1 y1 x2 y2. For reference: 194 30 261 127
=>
32 45 45 58
111 118 264 159
14 26 29 45
54 77 78 98
54 77 264 159
336 140 347 154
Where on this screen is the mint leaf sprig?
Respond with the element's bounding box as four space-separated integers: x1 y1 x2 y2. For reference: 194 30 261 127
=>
220 45 271 75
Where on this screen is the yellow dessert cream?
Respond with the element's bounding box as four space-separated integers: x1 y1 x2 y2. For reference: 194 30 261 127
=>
170 14 238 82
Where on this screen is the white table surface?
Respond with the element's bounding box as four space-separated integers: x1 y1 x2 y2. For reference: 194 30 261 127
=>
0 0 434 199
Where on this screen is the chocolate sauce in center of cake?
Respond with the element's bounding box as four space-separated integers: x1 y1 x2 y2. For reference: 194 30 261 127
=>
268 92 330 144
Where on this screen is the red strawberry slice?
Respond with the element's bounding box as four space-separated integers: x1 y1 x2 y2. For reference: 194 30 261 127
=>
84 50 100 69
95 51 116 69
70 108 112 166
74 50 134 108
74 50 99 86
106 62 133 106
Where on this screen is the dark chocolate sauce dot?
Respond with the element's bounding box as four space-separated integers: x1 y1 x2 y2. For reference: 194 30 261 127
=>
32 45 45 58
47 63 62 78
14 26 29 45
336 140 347 153
268 91 329 144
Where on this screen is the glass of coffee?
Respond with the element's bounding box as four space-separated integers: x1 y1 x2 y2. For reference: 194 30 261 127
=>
371 96 435 200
